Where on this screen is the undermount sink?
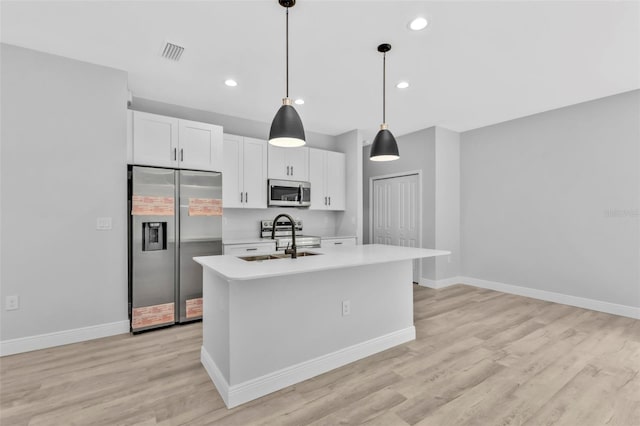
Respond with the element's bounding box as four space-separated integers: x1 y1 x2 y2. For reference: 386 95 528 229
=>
239 252 321 262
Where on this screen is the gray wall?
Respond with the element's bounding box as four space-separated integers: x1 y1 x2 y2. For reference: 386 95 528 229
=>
335 129 363 241
435 127 461 280
363 128 437 279
1 44 129 340
461 90 640 307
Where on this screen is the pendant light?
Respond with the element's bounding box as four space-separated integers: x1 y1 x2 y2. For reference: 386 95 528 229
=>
369 43 400 161
269 0 306 147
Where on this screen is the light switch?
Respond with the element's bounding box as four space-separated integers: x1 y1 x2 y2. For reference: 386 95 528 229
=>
96 217 112 230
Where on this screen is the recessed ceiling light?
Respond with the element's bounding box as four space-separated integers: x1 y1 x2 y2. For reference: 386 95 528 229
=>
294 98 305 105
396 81 409 89
409 17 428 31
224 79 238 87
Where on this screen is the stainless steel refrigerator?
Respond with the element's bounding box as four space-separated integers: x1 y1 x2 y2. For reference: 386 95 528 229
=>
128 166 222 332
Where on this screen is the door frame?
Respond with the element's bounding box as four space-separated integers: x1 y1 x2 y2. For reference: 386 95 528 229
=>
369 170 423 282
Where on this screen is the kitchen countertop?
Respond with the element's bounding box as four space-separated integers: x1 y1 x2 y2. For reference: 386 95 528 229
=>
194 244 450 281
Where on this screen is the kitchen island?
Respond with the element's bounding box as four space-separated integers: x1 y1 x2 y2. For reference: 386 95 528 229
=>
194 244 450 408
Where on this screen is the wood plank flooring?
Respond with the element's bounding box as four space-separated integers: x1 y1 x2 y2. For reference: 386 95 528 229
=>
1 284 639 425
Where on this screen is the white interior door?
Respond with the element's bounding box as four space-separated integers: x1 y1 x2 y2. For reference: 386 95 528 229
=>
372 174 420 282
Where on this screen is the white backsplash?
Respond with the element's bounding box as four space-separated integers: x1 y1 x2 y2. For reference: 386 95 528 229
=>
223 208 340 240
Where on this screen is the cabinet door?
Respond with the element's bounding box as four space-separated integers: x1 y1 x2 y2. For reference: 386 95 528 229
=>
222 135 243 208
267 145 309 180
242 137 268 209
326 151 346 211
224 242 276 255
178 119 223 172
308 148 326 210
287 147 309 181
321 237 356 247
132 111 178 168
267 145 288 180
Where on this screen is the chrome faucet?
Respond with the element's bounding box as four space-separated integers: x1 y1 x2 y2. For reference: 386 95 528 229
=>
271 213 297 259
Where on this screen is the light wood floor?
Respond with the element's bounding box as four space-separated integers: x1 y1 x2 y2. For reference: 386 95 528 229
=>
2 284 639 426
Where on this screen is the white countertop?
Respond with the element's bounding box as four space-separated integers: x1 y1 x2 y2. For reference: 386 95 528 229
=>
194 244 450 281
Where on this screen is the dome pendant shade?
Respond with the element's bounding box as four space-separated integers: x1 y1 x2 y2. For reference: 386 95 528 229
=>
269 100 306 147
369 43 399 162
269 0 306 147
370 126 399 161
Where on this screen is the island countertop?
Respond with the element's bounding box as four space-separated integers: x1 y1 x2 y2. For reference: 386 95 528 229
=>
194 244 450 281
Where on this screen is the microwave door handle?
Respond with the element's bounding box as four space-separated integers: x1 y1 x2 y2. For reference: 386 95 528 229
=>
298 184 303 204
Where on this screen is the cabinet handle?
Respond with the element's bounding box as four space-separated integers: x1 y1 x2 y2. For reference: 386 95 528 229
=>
334 242 343 245
291 166 294 175
173 148 177 161
240 192 243 203
329 196 331 206
286 166 290 176
324 196 327 205
246 248 257 251
180 148 184 161
245 192 248 203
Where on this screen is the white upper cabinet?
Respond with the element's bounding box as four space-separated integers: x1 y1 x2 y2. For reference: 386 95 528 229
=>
223 134 268 209
268 145 309 181
309 149 326 208
133 111 179 168
132 111 223 172
178 119 223 172
326 150 346 211
223 135 243 208
309 148 346 211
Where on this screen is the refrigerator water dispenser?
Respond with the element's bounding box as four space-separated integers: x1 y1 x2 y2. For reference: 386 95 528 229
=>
143 222 166 251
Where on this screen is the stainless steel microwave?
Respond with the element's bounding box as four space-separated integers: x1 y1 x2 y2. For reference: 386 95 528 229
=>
268 179 311 207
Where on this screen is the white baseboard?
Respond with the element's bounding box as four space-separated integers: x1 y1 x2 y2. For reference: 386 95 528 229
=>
419 276 463 289
201 326 416 409
0 320 130 357
200 346 231 407
459 276 640 320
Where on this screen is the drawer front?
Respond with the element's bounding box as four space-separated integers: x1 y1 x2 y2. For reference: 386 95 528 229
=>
224 243 276 255
321 237 356 248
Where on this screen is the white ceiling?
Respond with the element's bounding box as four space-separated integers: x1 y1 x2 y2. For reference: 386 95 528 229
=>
2 1 638 141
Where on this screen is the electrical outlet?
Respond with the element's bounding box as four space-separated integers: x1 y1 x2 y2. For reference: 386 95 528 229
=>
342 300 351 316
6 295 19 311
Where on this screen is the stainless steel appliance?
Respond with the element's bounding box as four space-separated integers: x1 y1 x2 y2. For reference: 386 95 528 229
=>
268 179 311 207
128 166 222 332
260 219 320 251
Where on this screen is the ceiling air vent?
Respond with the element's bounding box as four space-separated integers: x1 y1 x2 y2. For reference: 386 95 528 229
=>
161 42 185 61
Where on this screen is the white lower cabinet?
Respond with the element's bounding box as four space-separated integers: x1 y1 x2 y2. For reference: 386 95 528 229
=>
309 148 346 211
223 134 268 208
223 242 276 256
321 237 356 248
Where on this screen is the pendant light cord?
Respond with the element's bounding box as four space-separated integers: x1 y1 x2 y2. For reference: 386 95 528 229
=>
286 7 289 98
382 51 386 124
